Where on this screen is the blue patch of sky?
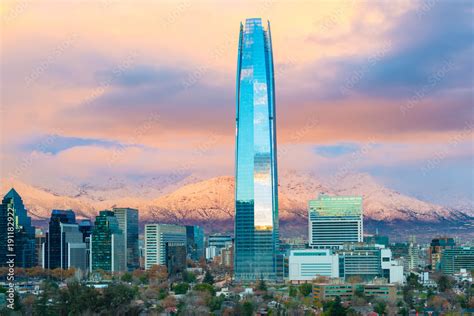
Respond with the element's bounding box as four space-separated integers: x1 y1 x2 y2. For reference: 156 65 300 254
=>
313 143 360 157
22 135 126 154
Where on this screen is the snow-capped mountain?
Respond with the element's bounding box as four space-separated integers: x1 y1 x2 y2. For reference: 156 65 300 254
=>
1 171 471 237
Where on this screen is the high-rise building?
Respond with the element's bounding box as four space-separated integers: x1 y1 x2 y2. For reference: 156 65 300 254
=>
429 237 455 270
338 245 381 282
79 219 93 270
112 207 139 271
35 228 46 267
221 246 234 268
407 236 420 272
440 247 474 275
166 243 187 276
206 234 233 260
0 189 36 268
144 224 186 270
234 17 279 281
43 210 87 270
90 210 126 272
186 225 205 261
309 196 363 249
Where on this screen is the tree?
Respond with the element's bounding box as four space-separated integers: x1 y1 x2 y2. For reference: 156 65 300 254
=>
173 282 189 294
347 275 363 284
182 270 197 283
100 283 137 314
57 281 100 315
148 265 168 284
34 280 60 316
203 270 215 285
406 273 422 289
323 296 347 316
121 272 133 283
194 283 216 296
241 301 254 316
437 275 453 292
256 278 267 291
374 300 387 315
208 294 226 312
161 295 177 309
299 283 312 297
289 285 298 297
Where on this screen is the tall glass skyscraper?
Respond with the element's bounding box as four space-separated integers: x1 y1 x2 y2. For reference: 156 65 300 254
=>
43 209 87 270
112 207 139 271
90 210 126 272
234 18 279 281
0 189 36 268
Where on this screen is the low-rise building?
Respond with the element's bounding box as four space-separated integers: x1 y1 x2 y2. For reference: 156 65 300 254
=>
288 249 339 283
313 280 399 305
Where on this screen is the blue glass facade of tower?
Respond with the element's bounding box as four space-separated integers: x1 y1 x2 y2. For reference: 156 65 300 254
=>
0 189 36 268
43 209 76 269
234 18 279 281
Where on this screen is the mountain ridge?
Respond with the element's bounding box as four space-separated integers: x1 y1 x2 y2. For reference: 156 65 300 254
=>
1 172 471 238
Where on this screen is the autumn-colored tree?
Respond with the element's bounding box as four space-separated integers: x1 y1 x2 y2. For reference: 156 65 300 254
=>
161 295 177 309
148 264 168 284
314 276 330 283
26 266 47 278
347 275 363 284
429 295 449 309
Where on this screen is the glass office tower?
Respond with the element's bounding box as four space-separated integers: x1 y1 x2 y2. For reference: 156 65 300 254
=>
186 225 205 261
90 210 126 272
308 196 363 249
44 209 76 269
0 189 36 268
234 18 279 281
113 207 139 271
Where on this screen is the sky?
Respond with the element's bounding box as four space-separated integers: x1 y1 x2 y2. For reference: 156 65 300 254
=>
0 0 473 208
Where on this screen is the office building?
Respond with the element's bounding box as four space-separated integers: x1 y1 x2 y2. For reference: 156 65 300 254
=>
186 225 204 261
113 207 139 271
309 196 363 249
90 210 126 272
144 224 186 270
206 234 233 260
0 189 36 268
429 237 455 270
338 245 381 282
288 249 339 283
313 281 398 305
35 228 46 267
43 210 87 270
313 282 354 304
440 247 474 275
220 246 234 268
166 243 187 276
407 236 420 272
79 219 93 270
381 248 404 284
234 18 279 281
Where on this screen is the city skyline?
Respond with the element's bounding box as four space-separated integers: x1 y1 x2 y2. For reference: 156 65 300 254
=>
1 1 472 210
0 2 472 314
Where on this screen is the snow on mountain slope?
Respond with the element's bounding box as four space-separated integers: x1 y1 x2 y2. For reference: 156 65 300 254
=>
1 172 470 233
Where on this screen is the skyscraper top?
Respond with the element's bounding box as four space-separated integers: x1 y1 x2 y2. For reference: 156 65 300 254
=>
50 209 76 224
3 188 23 204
